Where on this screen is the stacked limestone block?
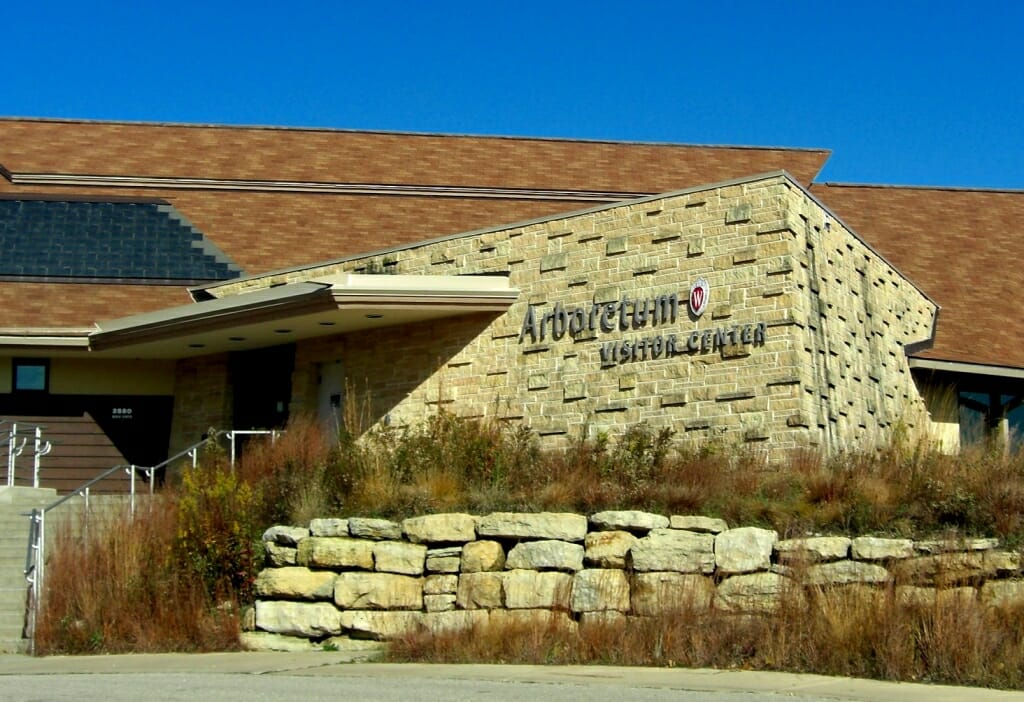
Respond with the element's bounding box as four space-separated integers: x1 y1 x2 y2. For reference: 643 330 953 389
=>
245 511 1024 650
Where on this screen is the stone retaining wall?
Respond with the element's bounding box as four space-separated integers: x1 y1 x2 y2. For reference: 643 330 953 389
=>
244 511 1024 651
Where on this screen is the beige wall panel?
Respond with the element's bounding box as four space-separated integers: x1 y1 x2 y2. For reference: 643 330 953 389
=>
49 358 176 395
0 357 10 393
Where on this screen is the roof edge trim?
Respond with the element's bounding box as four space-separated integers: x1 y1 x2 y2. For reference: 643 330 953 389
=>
7 173 648 202
909 358 1024 381
92 274 518 353
196 170 937 310
0 117 832 153
0 331 90 349
0 192 173 204
818 181 1024 195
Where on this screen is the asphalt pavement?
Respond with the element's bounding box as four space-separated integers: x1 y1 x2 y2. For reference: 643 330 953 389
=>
0 652 1021 701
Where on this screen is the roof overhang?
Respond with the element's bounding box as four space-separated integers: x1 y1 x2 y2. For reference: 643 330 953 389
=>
89 274 518 358
0 329 92 354
909 358 1024 382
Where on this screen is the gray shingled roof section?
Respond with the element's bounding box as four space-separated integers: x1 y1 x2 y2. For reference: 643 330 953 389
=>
0 199 243 282
158 204 243 274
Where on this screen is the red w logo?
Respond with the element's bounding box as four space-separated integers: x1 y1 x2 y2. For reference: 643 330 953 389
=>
690 286 705 312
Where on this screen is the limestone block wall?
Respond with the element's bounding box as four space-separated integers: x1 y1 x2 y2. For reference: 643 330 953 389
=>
780 187 936 451
206 172 937 456
168 352 232 454
246 510 1024 650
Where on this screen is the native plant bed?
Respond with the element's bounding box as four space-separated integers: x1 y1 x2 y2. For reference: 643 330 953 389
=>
33 413 1024 689
237 413 1024 544
387 595 1024 690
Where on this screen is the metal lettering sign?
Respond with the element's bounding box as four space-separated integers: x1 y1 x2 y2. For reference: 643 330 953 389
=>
518 281 768 368
518 293 679 345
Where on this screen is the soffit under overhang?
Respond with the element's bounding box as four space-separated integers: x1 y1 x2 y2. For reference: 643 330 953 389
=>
87 274 518 359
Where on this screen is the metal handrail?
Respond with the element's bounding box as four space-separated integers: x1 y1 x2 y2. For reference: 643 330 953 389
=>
225 429 281 467
4 422 53 488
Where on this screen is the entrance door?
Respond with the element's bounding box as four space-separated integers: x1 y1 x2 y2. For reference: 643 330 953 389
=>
317 360 345 443
231 344 295 430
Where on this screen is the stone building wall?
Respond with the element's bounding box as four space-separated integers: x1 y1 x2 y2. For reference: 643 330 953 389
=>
245 510 1024 650
784 190 936 451
193 172 936 455
169 353 232 453
274 174 936 454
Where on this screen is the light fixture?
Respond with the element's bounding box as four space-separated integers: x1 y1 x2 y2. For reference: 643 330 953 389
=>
318 321 336 327
365 314 383 319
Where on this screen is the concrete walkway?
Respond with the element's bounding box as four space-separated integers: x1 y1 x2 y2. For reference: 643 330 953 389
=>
0 653 1021 701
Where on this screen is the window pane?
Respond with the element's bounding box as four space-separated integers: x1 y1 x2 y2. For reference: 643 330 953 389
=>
15 364 46 391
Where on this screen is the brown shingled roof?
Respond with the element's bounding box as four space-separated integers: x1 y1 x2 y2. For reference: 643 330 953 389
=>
0 118 830 330
0 281 193 329
811 183 1024 370
0 118 830 192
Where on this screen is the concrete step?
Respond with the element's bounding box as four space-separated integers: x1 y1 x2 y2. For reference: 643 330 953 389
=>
0 612 27 630
0 492 139 658
0 635 27 652
0 498 57 507
0 486 58 500
0 521 36 532
0 577 27 590
0 637 27 654
0 631 28 646
0 547 31 560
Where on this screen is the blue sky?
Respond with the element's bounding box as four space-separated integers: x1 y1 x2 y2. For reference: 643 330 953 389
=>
7 1 1022 188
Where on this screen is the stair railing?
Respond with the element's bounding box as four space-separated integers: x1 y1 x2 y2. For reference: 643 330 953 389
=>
2 421 51 488
225 429 282 468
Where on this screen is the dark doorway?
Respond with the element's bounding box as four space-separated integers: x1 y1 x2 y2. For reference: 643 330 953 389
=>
231 344 295 430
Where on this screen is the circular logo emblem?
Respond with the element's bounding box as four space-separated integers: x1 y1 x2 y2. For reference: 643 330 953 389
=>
689 278 709 317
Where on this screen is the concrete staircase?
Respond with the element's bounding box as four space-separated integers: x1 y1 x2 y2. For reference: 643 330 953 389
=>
0 487 56 653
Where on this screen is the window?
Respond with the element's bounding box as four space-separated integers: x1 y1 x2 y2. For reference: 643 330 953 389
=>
13 358 48 392
959 391 1024 453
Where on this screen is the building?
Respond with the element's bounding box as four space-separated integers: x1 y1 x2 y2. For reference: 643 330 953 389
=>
0 118 1019 490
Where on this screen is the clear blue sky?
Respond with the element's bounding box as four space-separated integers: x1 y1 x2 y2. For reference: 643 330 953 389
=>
7 1 1022 188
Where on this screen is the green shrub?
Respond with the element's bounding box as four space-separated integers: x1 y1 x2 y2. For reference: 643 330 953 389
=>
175 462 263 601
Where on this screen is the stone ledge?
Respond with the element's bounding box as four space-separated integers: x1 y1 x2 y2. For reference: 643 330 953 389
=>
255 511 1024 645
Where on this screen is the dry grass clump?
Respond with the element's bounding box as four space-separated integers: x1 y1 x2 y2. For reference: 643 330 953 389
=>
389 589 1024 689
249 413 1024 544
34 499 241 654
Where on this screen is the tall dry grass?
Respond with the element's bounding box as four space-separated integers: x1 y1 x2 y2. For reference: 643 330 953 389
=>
34 499 241 654
238 414 1024 544
389 589 1024 689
